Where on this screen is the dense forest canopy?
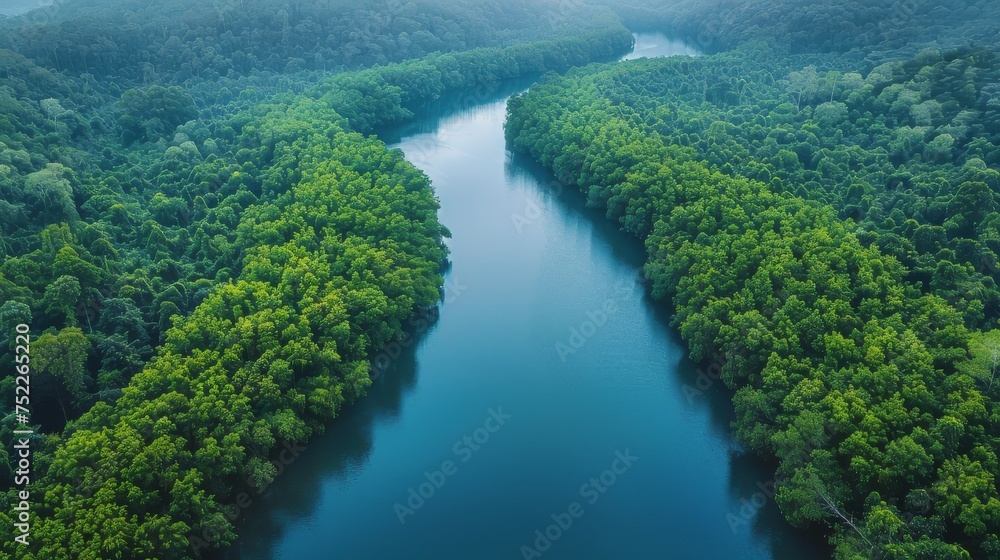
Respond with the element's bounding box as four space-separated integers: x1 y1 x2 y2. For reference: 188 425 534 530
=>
0 0 618 83
0 1 632 558
592 0 1000 58
507 0 1000 558
1 0 999 558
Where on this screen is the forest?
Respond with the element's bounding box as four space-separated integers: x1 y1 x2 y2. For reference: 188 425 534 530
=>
1 0 999 558
0 1 632 558
507 1 1000 558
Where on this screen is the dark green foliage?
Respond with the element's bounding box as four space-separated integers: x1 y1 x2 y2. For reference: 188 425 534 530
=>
119 86 199 145
505 35 1000 558
0 0 620 84
0 7 633 558
313 26 634 133
593 0 1000 56
518 44 1000 330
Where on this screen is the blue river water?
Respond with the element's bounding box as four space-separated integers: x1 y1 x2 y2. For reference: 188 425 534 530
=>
221 32 828 560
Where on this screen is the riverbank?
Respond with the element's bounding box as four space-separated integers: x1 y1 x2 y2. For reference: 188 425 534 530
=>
222 34 828 560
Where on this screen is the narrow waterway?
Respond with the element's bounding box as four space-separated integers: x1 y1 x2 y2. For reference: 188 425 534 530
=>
222 33 828 560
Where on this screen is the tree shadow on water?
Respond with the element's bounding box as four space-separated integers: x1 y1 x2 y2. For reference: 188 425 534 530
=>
507 147 831 560
214 313 439 560
726 451 834 559
378 74 542 145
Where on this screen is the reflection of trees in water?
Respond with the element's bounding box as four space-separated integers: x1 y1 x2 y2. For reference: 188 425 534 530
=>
379 75 541 145
725 451 833 560
507 102 830 560
217 329 429 560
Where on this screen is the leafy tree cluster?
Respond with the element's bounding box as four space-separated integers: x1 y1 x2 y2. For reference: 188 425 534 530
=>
0 15 631 438
506 52 1000 558
520 44 1000 331
0 48 102 169
310 24 634 134
0 13 635 558
0 0 619 85
0 49 137 434
2 98 448 559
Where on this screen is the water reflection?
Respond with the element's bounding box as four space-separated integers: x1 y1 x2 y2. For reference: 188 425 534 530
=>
221 33 830 560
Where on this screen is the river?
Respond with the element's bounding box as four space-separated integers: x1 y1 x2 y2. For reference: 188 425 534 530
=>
220 32 828 560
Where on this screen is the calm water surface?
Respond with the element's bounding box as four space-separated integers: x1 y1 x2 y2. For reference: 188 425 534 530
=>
221 34 828 560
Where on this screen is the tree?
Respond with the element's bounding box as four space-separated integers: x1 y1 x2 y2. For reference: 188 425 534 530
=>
32 326 90 414
118 85 197 144
24 163 78 223
787 66 819 109
960 330 1000 394
0 300 31 351
39 275 81 326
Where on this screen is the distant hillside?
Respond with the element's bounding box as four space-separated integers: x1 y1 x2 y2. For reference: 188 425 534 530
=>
592 0 1000 57
0 0 617 84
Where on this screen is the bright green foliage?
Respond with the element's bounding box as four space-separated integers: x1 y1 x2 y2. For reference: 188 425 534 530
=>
506 45 999 557
4 100 448 560
507 44 1000 331
0 7 633 558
